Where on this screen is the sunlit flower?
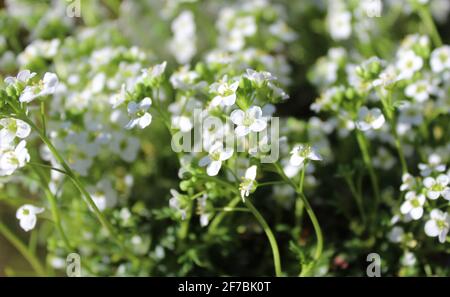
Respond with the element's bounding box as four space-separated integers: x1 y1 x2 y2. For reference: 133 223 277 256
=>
424 209 450 243
169 189 187 220
289 144 322 167
0 118 31 143
355 107 385 131
430 45 450 73
0 140 30 176
418 153 446 176
400 191 426 220
230 106 267 137
405 79 434 102
396 50 423 80
4 69 36 85
125 97 152 129
16 204 44 232
239 165 257 201
210 77 239 107
423 174 450 200
19 72 58 103
199 141 233 176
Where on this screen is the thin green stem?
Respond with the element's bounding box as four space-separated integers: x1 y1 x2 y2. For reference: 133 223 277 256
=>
294 165 306 238
244 198 282 277
208 196 241 234
356 131 381 208
0 220 46 276
418 6 442 47
344 175 367 224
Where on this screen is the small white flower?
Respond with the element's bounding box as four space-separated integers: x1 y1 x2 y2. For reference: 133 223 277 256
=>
230 106 267 137
4 69 36 85
19 72 59 103
269 21 297 42
418 153 446 176
430 45 450 73
244 69 276 86
400 191 426 220
401 252 417 267
199 141 233 176
328 10 352 41
0 118 31 143
405 79 433 102
141 61 167 82
355 107 385 131
289 144 322 167
396 50 423 80
87 179 118 212
210 78 239 107
169 189 187 220
388 226 404 243
424 209 450 243
125 97 152 129
171 115 193 132
400 173 416 192
16 204 44 232
0 140 30 176
423 174 450 200
110 84 128 109
239 165 257 201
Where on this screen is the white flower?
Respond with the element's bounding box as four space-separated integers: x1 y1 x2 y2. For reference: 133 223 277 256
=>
0 118 31 143
239 165 257 201
424 209 450 243
141 61 167 82
210 78 239 107
234 16 257 37
405 79 433 102
396 50 423 80
388 226 404 243
400 191 426 220
169 189 187 220
244 69 276 86
418 153 446 176
4 69 36 85
289 144 322 167
16 204 44 232
0 140 30 176
269 21 297 42
125 97 152 129
230 106 267 137
110 84 128 108
87 179 118 212
19 72 59 103
171 115 193 132
170 11 196 64
400 173 416 191
423 174 450 200
430 45 450 73
401 252 417 267
328 10 352 41
355 107 385 131
199 141 233 176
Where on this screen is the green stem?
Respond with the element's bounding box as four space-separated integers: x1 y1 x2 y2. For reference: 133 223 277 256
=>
356 131 381 208
418 6 442 47
344 175 367 224
0 220 46 276
31 166 74 251
244 199 282 277
208 196 241 234
294 165 306 238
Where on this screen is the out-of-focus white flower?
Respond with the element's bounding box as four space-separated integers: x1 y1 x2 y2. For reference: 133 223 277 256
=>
239 165 257 201
125 97 152 129
405 79 434 102
110 84 128 109
169 189 187 220
230 106 267 137
400 173 416 191
289 144 322 167
423 174 450 200
328 10 352 41
0 140 30 176
400 191 426 220
269 21 297 42
4 69 36 85
0 118 31 143
199 141 233 176
388 226 404 243
87 179 118 212
19 72 59 103
170 11 196 64
401 252 417 267
418 153 446 176
424 209 450 243
396 50 423 80
16 204 44 232
171 115 193 132
355 107 385 131
430 45 450 73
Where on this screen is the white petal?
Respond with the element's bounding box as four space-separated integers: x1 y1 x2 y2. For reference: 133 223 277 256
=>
20 215 37 232
371 114 385 129
230 109 245 125
410 207 423 220
400 201 413 214
222 93 236 106
127 102 138 114
250 119 267 132
139 97 152 110
245 165 257 180
438 229 448 243
289 154 304 167
427 191 440 200
423 177 435 188
124 118 139 130
437 174 449 186
16 120 31 138
235 125 250 137
248 106 263 119
424 220 439 237
220 148 234 161
207 160 222 176
138 113 152 129
198 156 211 167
